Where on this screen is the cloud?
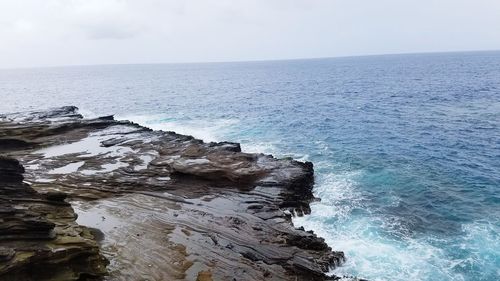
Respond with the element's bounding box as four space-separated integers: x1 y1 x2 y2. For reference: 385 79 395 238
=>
54 0 148 40
0 0 499 68
76 20 144 40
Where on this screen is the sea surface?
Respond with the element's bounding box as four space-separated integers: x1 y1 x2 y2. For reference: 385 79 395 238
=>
1 51 499 281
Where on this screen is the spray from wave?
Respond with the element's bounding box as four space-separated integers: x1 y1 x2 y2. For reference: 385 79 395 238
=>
116 114 239 143
292 164 493 281
110 113 494 281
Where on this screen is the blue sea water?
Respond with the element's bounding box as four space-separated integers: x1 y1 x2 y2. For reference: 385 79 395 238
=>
1 51 499 281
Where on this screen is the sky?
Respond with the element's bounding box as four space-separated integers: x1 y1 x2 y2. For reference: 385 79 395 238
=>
1 0 499 68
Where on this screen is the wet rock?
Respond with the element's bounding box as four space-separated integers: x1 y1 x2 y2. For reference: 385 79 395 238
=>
287 233 332 251
0 156 24 182
0 157 107 280
241 251 259 262
0 106 346 281
196 270 213 281
97 115 114 121
44 191 69 202
0 248 14 262
208 141 241 152
0 138 34 151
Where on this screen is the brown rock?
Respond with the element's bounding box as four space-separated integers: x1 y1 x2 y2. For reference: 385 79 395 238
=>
0 106 346 281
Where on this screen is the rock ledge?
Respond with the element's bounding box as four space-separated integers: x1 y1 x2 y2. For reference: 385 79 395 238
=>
0 106 344 281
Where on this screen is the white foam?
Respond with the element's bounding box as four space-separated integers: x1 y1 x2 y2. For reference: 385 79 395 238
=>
241 142 280 155
455 221 500 278
78 108 99 119
241 141 309 161
117 114 239 143
293 168 472 281
105 113 493 280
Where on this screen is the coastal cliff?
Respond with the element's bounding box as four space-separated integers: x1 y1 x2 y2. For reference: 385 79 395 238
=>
0 106 344 280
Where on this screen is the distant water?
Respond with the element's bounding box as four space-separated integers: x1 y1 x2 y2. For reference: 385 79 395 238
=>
1 51 499 281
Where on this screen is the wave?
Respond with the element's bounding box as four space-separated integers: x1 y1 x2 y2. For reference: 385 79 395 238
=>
116 114 239 143
99 112 498 281
241 141 310 161
293 165 499 281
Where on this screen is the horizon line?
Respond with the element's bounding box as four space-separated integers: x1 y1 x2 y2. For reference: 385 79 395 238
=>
2 48 499 71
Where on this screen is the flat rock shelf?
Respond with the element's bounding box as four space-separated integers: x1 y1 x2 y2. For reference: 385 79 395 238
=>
0 106 345 281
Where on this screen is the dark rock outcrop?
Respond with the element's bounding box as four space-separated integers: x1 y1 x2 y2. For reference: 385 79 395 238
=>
0 106 345 280
0 157 107 281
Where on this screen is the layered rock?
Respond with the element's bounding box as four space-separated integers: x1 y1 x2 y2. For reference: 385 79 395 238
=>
0 106 345 280
0 156 107 281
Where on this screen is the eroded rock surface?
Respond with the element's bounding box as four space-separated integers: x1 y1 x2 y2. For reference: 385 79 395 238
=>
0 106 344 280
0 156 107 281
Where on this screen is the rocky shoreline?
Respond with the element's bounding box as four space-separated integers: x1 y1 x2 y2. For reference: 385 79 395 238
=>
0 106 345 280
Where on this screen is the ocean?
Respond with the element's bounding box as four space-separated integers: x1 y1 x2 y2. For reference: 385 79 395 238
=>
1 51 499 281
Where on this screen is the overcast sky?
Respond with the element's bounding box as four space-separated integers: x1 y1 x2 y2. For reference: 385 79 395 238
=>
1 0 499 68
